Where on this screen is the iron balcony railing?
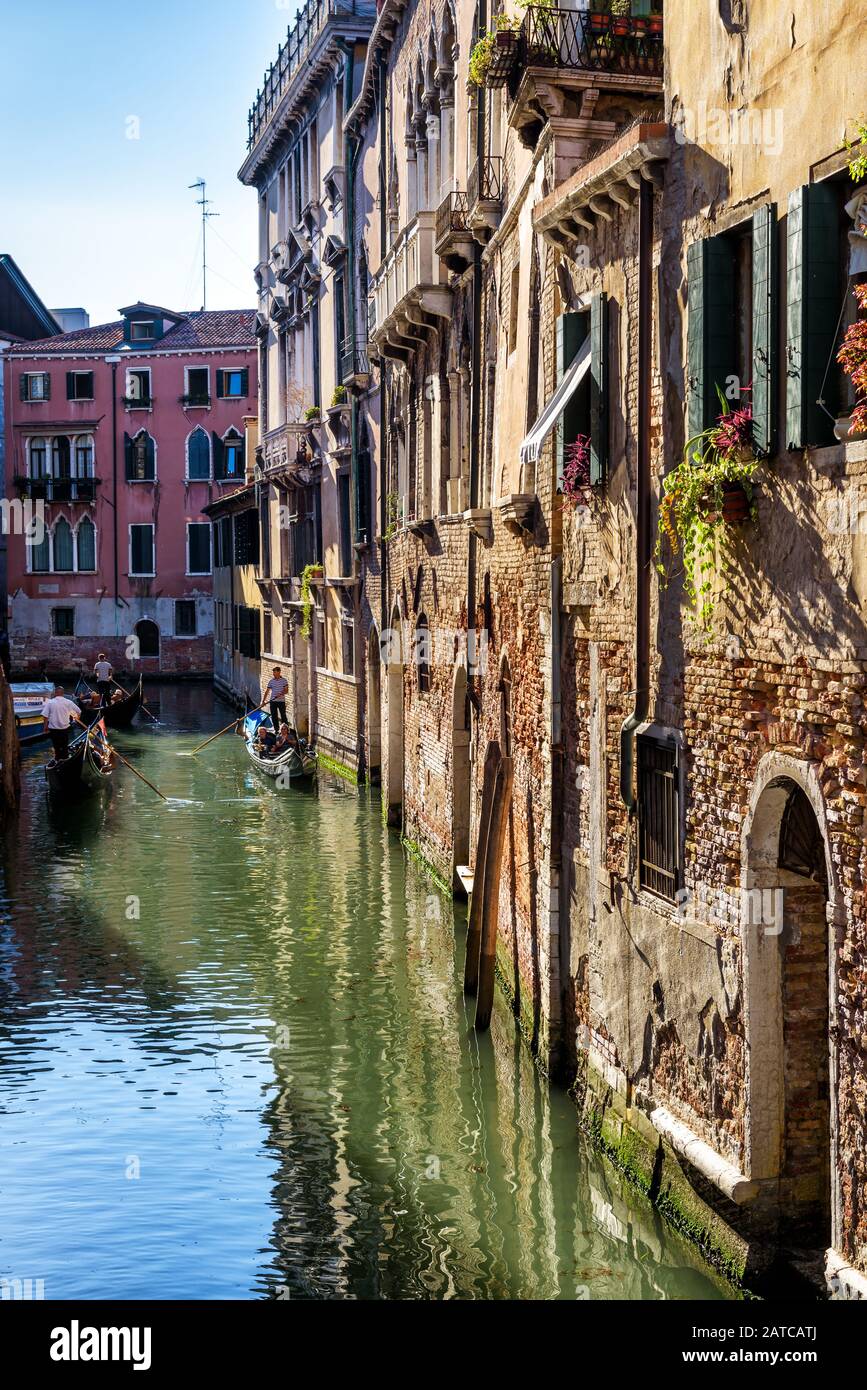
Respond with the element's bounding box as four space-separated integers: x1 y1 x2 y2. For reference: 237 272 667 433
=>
340 337 370 383
15 475 99 502
520 6 664 80
435 190 470 246
247 0 377 150
467 156 503 211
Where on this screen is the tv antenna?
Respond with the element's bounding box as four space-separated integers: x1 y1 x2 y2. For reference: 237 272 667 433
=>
188 179 219 310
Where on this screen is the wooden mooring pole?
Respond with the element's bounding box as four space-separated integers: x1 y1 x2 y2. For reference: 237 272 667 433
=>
463 740 501 996
0 667 21 820
474 754 514 1032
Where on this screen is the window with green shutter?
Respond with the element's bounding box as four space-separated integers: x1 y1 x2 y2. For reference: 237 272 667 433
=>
130 524 154 575
752 203 778 456
589 292 609 484
218 368 249 399
66 371 94 401
786 182 840 450
187 522 211 575
556 310 588 486
687 234 736 438
21 372 50 401
187 427 210 480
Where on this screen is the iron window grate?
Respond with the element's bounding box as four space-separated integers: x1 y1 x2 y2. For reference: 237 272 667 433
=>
637 734 680 901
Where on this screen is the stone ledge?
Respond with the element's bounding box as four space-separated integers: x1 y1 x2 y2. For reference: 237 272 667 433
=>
649 1105 759 1206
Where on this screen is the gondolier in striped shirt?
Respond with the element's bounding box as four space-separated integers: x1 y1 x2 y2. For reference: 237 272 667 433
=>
262 667 289 734
41 685 86 760
93 654 113 707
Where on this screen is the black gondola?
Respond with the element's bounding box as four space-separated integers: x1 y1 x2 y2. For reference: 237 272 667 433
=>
76 676 145 730
45 725 114 801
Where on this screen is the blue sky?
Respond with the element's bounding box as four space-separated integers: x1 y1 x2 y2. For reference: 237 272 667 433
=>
0 0 295 326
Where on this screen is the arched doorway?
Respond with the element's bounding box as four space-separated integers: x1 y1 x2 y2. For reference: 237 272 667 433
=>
135 619 160 659
742 759 834 1260
384 606 404 827
367 625 382 786
451 662 470 892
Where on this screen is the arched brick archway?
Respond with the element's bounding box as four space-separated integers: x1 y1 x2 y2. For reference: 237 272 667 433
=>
741 753 839 1260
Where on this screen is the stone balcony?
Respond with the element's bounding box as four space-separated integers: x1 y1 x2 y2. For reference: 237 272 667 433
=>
367 212 452 361
467 156 503 242
435 191 475 273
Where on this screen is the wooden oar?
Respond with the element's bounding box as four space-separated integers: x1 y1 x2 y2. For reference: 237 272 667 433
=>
110 745 169 801
189 699 268 755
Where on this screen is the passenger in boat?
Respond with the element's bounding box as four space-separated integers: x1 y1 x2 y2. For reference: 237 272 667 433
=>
262 666 289 733
271 722 297 757
93 654 113 707
41 685 86 761
111 688 124 704
254 724 276 757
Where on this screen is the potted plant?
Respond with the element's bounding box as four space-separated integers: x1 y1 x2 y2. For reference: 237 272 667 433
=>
300 562 323 640
561 433 597 510
469 14 520 88
648 12 664 37
656 390 759 631
610 0 631 37
330 385 347 407
837 282 867 439
587 11 611 36
304 404 321 422
846 116 867 183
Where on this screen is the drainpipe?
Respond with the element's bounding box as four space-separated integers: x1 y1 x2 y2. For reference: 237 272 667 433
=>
619 177 653 809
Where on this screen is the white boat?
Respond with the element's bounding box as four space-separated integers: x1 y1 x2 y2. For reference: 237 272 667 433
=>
11 682 56 746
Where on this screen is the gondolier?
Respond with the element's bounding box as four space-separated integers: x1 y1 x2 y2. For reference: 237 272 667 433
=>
93 654 113 707
41 685 85 760
262 667 289 734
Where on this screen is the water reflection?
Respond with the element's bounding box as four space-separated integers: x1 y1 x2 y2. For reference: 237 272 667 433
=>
0 686 733 1300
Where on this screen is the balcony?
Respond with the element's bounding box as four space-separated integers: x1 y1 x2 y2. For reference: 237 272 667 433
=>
467 156 504 241
179 393 211 408
507 6 664 161
340 337 370 387
244 0 376 157
121 395 153 410
15 476 99 503
435 191 475 272
368 212 452 362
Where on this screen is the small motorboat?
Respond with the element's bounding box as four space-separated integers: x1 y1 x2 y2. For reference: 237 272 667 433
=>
11 682 54 746
45 721 114 801
242 707 316 784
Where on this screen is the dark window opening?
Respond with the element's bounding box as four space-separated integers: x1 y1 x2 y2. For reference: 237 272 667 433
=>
51 607 75 637
130 524 155 576
637 735 681 902
66 371 94 401
185 368 209 405
233 508 259 566
337 471 352 577
175 600 197 637
415 613 431 693
235 605 261 658
188 523 211 575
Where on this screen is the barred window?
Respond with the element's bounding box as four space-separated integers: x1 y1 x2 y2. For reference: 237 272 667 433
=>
637 734 681 902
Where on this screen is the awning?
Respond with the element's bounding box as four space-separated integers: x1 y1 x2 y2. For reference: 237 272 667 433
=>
520 335 590 467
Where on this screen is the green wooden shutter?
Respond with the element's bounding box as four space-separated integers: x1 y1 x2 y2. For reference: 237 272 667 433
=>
556 310 584 486
146 434 156 480
19 374 29 401
687 235 736 438
786 183 839 449
215 370 225 399
589 292 609 485
752 202 778 456
124 431 133 480
42 373 51 401
212 432 224 480
66 371 76 400
239 367 249 396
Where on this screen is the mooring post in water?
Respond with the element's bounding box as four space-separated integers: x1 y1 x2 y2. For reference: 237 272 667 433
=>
464 740 501 996
0 667 21 820
474 755 513 1032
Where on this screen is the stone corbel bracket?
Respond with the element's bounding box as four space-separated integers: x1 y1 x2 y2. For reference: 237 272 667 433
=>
463 507 493 544
497 492 538 538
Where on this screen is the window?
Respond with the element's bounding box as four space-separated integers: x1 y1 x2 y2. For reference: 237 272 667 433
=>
637 734 681 902
235 605 260 658
175 600 197 637
187 522 212 575
29 439 48 478
126 430 156 482
334 273 346 361
52 435 72 479
233 508 259 566
125 368 151 405
217 368 249 399
263 610 273 654
29 531 50 572
20 373 50 402
214 429 244 482
415 613 431 692
341 616 355 677
214 515 232 567
66 371 94 401
77 517 96 571
51 608 75 637
259 489 271 577
186 427 211 481
337 471 352 577
130 524 155 576
184 367 209 406
130 320 155 341
508 264 520 355
75 436 94 477
52 518 74 572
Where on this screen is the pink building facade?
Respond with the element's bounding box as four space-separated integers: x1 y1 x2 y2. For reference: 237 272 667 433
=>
3 302 256 676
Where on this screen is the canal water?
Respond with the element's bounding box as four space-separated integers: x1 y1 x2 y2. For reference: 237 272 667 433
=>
0 686 733 1300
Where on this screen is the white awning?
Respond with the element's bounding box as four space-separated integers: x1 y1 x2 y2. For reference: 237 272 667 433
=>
520 336 591 467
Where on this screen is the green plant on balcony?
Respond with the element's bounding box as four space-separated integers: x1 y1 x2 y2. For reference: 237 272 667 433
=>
846 117 867 183
330 385 347 407
837 283 867 436
300 562 323 640
304 404 321 422
383 491 402 542
469 13 521 88
655 388 759 631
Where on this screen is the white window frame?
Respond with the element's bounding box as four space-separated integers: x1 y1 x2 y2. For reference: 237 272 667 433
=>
218 428 244 483
50 516 75 574
50 606 76 638
129 320 155 342
183 365 210 405
221 368 246 399
186 521 212 576
129 523 156 577
28 436 49 477
68 370 94 401
129 428 158 483
23 372 49 401
185 427 212 482
174 598 198 639
74 515 97 573
125 366 152 405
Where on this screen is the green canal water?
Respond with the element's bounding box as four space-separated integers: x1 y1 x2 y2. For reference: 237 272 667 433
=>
0 686 733 1300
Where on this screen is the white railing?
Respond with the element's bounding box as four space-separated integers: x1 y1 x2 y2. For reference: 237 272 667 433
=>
368 213 440 338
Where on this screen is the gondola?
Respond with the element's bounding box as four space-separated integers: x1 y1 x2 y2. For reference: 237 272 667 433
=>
45 723 114 802
12 681 54 746
75 676 145 730
242 706 316 784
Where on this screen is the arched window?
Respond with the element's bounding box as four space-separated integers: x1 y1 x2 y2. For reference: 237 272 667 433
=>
29 530 49 572
29 438 49 479
126 430 156 482
52 517 74 572
499 653 512 756
52 435 71 479
415 612 431 692
135 619 160 658
187 427 211 481
75 434 94 477
215 428 244 482
76 516 96 572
